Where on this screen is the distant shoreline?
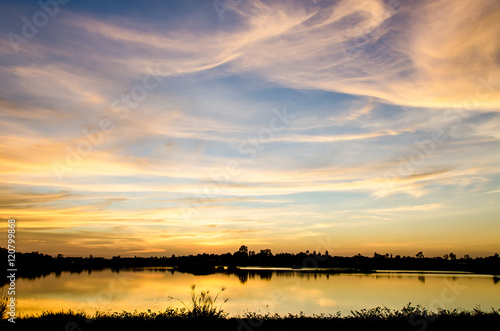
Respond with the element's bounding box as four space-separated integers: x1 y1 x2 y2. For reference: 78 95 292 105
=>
2 247 499 286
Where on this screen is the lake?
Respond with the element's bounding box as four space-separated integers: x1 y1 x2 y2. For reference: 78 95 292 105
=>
7 268 500 317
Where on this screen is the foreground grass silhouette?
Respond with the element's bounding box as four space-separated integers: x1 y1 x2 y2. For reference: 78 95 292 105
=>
167 284 229 318
2 286 499 331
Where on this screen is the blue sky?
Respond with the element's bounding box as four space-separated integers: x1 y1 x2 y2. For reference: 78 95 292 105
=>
1 0 499 257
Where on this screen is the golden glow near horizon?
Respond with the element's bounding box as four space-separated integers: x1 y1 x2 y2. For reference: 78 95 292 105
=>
0 0 499 257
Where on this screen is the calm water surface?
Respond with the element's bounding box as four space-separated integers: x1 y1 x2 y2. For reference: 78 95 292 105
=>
7 268 500 317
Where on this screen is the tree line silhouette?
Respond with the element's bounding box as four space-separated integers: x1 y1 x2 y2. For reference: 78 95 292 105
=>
1 246 499 285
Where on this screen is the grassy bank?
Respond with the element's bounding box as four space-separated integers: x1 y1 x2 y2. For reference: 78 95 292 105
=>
2 305 500 331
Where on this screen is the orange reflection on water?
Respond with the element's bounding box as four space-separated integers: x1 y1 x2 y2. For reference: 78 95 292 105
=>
6 268 500 317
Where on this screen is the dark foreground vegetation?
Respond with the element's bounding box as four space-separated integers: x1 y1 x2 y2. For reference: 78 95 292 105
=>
2 304 500 331
1 246 499 285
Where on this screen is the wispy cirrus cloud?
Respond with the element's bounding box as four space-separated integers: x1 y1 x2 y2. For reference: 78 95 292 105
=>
33 0 499 110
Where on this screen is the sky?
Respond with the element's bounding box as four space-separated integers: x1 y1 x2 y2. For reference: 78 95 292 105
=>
0 0 499 258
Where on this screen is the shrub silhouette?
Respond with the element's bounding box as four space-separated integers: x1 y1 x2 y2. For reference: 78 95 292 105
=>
168 284 228 318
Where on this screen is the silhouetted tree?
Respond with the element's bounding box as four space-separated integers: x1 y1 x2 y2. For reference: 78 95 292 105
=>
260 249 272 257
238 245 248 256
